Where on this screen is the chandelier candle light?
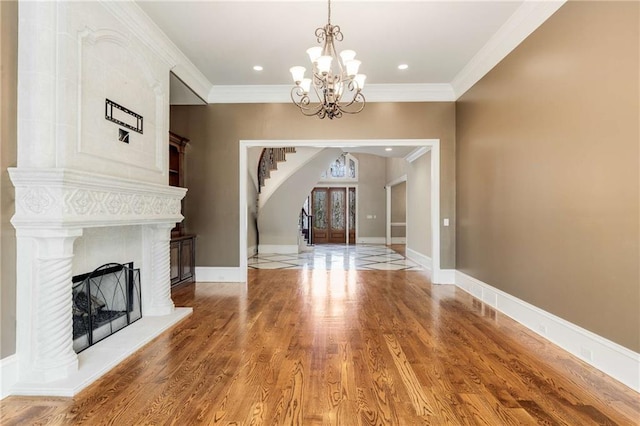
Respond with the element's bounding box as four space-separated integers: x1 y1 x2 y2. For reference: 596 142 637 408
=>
290 0 366 119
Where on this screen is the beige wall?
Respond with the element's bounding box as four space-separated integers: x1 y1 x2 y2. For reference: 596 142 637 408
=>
390 181 406 238
170 102 456 267
0 0 17 359
456 2 639 351
407 152 431 256
386 157 407 184
391 181 406 223
351 153 386 239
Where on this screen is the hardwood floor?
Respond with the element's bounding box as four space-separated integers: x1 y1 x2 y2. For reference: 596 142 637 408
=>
2 269 639 425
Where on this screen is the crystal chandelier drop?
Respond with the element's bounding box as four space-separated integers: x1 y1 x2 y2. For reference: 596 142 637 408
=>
289 0 366 119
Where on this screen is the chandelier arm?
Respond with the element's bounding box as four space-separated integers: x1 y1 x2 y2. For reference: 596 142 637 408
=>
303 106 325 117
336 79 360 108
332 25 343 42
337 93 366 115
312 72 325 88
290 87 323 116
311 72 330 106
296 102 326 117
338 103 365 115
315 27 326 44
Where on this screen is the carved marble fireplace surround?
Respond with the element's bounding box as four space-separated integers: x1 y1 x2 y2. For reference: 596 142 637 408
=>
2 0 211 396
8 168 192 396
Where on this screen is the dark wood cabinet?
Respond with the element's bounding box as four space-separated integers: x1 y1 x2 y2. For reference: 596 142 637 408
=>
170 234 196 287
169 132 189 237
169 131 196 287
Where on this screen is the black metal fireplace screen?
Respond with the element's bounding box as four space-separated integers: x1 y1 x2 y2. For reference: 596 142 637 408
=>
72 262 142 353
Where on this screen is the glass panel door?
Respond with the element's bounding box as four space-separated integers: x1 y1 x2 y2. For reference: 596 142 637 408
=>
348 188 356 244
329 188 346 243
311 187 349 244
312 188 329 244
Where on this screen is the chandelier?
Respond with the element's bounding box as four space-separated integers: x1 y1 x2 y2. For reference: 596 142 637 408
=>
289 0 366 119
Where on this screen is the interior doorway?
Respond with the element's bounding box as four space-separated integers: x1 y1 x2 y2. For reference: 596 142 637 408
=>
239 139 443 283
386 174 408 245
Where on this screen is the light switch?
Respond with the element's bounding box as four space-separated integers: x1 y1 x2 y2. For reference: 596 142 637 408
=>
443 218 450 226
366 215 373 219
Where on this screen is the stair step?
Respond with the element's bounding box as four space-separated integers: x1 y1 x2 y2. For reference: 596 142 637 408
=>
258 147 297 192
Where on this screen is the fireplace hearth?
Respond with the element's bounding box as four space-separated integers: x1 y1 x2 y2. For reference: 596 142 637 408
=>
72 262 142 353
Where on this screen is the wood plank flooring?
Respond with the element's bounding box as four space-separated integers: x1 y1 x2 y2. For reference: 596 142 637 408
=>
1 269 639 425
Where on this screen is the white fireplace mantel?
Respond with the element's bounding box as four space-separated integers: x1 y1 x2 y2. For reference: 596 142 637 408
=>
9 168 187 229
8 167 192 395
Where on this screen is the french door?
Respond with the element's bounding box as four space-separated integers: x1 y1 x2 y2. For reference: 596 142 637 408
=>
311 187 356 244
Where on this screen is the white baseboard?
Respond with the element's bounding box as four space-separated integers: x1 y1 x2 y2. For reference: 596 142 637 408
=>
1 355 18 400
406 248 432 270
455 271 640 392
390 237 406 244
258 244 299 254
433 269 455 284
405 249 454 284
195 267 244 282
357 237 386 244
247 245 257 257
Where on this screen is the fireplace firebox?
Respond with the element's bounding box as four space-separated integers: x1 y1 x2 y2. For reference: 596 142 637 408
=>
72 262 142 353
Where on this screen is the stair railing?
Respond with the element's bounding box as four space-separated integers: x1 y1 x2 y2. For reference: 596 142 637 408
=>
257 147 296 193
300 207 313 246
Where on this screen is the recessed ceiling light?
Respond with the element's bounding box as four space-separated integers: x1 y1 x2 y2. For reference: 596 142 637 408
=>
253 65 263 71
398 64 409 70
385 147 393 152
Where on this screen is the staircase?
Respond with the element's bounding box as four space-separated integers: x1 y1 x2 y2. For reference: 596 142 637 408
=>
258 147 296 193
256 147 343 254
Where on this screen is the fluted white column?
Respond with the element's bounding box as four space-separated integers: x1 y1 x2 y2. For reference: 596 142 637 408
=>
141 224 175 316
18 229 83 382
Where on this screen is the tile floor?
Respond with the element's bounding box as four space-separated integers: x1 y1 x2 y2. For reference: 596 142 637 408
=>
248 244 422 271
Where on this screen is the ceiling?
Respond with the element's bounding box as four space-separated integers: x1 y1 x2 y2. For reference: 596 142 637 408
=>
140 0 522 85
132 0 570 105
343 146 417 159
139 1 561 158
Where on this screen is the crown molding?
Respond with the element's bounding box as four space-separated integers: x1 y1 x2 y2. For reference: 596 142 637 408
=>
209 85 291 103
451 0 566 99
366 84 455 102
404 147 429 163
99 0 212 102
208 83 455 104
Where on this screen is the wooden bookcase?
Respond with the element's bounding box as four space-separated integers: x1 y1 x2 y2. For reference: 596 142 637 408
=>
169 131 196 287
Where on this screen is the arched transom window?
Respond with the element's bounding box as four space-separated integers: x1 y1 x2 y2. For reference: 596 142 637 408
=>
320 153 358 181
